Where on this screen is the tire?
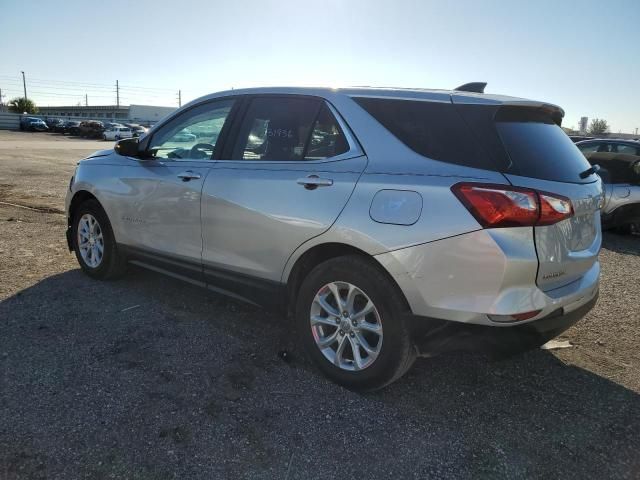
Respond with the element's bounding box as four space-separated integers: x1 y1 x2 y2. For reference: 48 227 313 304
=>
102 134 107 141
71 199 126 280
295 255 415 391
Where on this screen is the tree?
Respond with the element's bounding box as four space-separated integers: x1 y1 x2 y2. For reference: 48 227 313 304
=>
588 118 609 136
8 97 38 114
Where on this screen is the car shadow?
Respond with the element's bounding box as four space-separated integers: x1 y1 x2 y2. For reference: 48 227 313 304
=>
1 267 638 479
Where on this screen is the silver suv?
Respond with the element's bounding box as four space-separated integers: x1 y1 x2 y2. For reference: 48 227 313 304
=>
65 86 602 390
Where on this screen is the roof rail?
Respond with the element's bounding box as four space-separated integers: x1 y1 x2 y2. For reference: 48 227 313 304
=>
454 82 487 94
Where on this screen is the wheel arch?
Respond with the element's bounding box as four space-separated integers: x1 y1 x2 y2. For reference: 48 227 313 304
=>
66 190 107 250
284 242 411 315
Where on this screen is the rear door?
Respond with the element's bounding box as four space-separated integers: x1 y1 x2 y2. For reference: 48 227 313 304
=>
201 95 366 305
484 107 603 291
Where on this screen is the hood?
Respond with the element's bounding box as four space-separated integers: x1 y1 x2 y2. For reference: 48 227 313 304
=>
83 149 114 160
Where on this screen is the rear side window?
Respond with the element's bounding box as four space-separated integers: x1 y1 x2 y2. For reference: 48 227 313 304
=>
353 97 496 170
616 144 640 155
232 97 322 161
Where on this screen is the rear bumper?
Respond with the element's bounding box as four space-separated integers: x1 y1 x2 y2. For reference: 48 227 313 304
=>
376 228 600 326
413 291 598 357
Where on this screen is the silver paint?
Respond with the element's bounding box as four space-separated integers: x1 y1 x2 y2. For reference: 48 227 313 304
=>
65 86 602 329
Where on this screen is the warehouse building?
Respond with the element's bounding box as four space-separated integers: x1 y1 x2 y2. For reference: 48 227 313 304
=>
36 104 176 125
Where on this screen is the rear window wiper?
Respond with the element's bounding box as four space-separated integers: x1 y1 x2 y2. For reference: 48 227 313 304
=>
580 164 600 179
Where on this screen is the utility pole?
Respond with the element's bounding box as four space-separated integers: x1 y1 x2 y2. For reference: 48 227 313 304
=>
0 87 3 110
116 80 120 108
21 71 27 101
178 90 182 107
85 94 88 107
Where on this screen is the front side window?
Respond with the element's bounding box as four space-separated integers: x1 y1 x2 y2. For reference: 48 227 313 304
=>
232 97 323 161
148 99 235 160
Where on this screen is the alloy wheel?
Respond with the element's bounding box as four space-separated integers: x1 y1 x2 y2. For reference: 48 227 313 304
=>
310 281 383 371
77 213 104 268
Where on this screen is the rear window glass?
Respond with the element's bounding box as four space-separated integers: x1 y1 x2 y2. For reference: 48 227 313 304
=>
493 107 594 183
353 97 497 170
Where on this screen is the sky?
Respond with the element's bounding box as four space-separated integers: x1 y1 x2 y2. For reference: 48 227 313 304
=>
0 0 638 132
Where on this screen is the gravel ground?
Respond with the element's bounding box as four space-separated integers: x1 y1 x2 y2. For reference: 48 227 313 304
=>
1 131 639 479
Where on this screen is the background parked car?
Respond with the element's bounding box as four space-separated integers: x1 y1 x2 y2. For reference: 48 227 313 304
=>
581 148 640 234
576 138 640 156
64 121 82 136
20 116 47 131
125 123 148 138
79 120 105 139
51 119 68 133
103 126 133 141
21 117 49 132
569 135 593 143
171 128 197 142
45 118 64 131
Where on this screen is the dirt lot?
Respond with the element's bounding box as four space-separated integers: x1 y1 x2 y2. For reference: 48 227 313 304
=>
1 131 639 479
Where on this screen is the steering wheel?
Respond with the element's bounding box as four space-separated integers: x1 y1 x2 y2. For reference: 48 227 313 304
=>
189 143 215 159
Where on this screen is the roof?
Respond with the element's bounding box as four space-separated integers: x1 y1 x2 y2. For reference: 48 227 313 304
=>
186 86 564 117
577 138 640 145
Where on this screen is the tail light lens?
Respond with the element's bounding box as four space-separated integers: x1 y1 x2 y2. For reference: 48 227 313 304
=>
452 183 573 228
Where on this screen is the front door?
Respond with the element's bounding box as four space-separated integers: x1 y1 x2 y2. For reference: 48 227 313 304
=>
201 95 367 305
113 98 237 281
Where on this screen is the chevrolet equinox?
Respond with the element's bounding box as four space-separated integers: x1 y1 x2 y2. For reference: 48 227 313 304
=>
66 85 602 390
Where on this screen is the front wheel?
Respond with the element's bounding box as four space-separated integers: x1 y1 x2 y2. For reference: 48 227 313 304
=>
295 255 415 391
71 199 126 279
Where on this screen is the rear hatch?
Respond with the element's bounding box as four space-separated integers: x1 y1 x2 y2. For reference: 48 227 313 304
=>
454 100 603 291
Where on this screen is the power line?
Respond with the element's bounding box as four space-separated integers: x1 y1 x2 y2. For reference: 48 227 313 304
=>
0 75 177 93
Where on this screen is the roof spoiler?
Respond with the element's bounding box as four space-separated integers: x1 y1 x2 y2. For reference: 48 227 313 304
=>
454 82 487 94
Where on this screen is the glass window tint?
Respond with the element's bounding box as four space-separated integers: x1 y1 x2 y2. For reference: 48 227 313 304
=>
304 104 349 160
616 144 639 155
353 97 497 170
459 105 595 183
496 118 593 183
577 143 602 154
148 99 234 160
233 97 321 161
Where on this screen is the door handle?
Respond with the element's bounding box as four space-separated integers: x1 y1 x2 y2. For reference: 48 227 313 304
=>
177 171 201 181
296 175 333 190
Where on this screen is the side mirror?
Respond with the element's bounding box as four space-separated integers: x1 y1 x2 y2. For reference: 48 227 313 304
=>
114 137 140 157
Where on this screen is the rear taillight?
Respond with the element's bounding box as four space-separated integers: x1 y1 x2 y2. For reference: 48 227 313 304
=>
537 193 573 226
452 183 573 228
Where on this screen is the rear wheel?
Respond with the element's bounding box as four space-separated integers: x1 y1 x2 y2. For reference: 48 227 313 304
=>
295 255 415 391
71 199 126 279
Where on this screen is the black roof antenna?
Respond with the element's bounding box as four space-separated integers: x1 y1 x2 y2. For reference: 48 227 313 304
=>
454 82 487 94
